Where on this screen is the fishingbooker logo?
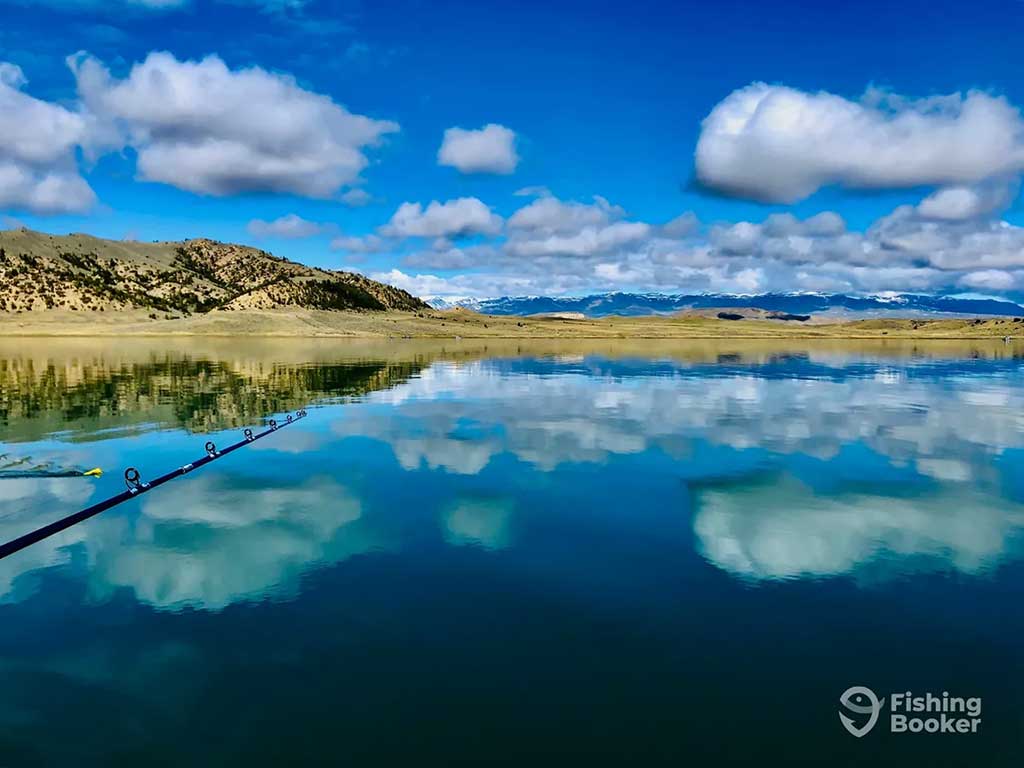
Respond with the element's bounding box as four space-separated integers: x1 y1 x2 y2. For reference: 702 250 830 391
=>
839 686 882 737
839 686 982 737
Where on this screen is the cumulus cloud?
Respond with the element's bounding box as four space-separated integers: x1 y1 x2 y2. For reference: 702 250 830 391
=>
69 51 398 198
508 194 622 234
438 123 518 174
916 182 1016 221
247 213 327 239
504 194 651 258
869 205 1024 271
507 221 650 259
959 269 1016 291
368 268 539 300
357 181 1024 299
0 61 95 213
513 185 551 198
370 193 865 299
340 188 373 207
710 220 762 255
331 233 387 253
660 211 700 238
403 243 496 270
696 83 1024 202
381 197 503 238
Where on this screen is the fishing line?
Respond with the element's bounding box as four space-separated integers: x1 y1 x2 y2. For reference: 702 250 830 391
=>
0 409 308 561
0 469 103 479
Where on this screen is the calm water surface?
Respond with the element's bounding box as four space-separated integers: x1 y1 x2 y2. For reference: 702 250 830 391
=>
0 338 1022 766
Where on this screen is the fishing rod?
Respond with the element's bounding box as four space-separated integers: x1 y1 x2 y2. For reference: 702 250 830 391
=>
0 409 308 561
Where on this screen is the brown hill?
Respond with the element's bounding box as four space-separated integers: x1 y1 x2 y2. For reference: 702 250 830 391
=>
0 228 428 315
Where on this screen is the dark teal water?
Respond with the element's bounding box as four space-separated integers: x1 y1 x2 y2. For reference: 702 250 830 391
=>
1 343 1022 766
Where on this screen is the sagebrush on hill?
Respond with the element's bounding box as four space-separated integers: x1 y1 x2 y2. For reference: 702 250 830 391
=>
0 229 427 314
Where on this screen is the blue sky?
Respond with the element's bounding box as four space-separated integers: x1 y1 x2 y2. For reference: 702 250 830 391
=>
2 0 1024 298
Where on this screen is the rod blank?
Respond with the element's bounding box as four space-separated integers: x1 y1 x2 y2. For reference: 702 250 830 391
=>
0 409 308 561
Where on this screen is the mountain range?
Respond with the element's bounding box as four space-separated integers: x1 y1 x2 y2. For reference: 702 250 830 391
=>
428 292 1024 318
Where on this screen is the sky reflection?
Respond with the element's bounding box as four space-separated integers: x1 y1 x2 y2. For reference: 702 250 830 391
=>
2 347 1023 609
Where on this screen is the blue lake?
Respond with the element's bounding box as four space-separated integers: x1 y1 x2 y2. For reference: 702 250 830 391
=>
0 338 1022 765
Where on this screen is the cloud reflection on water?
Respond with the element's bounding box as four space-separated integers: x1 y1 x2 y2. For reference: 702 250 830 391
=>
86 475 366 610
1 473 371 611
0 477 95 599
442 497 515 550
336 358 1024 477
3 350 1024 607
334 356 1024 579
693 476 1024 580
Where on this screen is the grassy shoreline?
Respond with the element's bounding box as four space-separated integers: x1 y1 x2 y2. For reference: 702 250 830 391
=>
1 308 1024 339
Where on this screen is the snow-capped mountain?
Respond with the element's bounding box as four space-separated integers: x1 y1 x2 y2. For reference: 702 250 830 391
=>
426 292 1024 318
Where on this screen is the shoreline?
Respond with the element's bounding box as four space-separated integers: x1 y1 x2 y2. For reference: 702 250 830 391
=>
1 308 1023 340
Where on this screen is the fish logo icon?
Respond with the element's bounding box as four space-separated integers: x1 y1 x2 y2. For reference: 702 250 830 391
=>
839 686 882 737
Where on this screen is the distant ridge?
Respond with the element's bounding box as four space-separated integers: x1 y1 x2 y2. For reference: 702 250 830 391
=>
428 292 1024 318
0 228 428 315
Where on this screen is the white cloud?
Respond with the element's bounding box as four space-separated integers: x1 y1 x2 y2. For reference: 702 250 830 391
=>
331 233 388 253
403 243 495 270
513 185 551 198
916 182 1014 221
730 267 764 293
801 211 846 236
0 61 95 214
696 83 1024 202
381 197 503 238
503 194 654 258
507 220 650 258
369 268 538 300
869 205 1024 271
959 269 1017 291
340 188 373 207
661 211 700 238
70 51 398 198
710 220 762 255
438 123 518 175
247 213 326 239
508 194 622 234
358 183 1024 298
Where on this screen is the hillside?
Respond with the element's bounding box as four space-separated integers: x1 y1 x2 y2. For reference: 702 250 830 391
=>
1 305 1023 339
0 229 428 315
